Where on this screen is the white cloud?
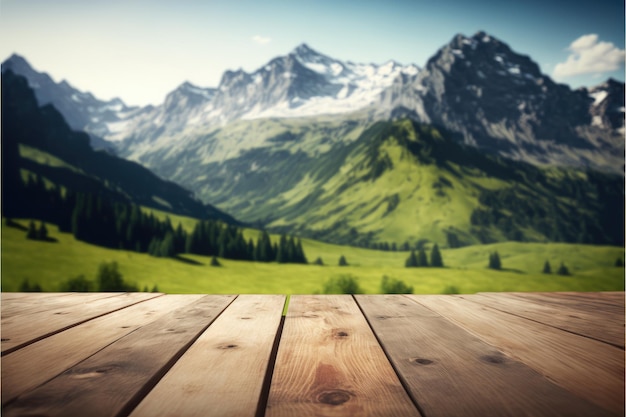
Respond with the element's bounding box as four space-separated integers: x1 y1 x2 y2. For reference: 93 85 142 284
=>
553 34 625 79
251 35 271 45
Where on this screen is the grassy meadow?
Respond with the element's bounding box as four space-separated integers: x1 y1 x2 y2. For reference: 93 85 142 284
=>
2 218 623 294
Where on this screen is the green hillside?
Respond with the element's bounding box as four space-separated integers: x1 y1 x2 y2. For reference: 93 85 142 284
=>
3 219 623 294
137 117 623 248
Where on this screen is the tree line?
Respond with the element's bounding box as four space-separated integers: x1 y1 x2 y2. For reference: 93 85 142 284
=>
8 173 307 264
405 244 444 267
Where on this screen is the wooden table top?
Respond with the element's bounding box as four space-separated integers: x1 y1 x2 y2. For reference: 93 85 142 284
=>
1 292 624 417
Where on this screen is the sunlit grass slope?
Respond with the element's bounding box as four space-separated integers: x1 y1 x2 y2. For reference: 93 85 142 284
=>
2 219 623 294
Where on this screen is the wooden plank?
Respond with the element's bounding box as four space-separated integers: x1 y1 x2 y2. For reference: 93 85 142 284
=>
416 294 624 416
266 295 421 417
2 294 204 405
1 292 123 319
504 292 625 315
130 294 285 417
535 291 625 307
1 292 161 354
2 295 236 417
356 294 611 417
470 292 625 348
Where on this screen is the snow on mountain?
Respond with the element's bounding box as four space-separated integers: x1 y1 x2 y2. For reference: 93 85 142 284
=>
586 78 625 134
241 44 420 119
3 33 623 174
94 43 422 157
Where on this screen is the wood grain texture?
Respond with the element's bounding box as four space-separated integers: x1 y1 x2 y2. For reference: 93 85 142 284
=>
505 291 625 316
356 294 611 417
2 295 236 417
1 293 122 319
518 291 625 308
266 295 421 417
1 292 161 354
415 294 624 416
130 294 285 417
2 294 203 405
470 292 625 348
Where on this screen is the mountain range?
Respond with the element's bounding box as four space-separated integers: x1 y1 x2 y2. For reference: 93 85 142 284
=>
2 31 624 247
1 69 236 224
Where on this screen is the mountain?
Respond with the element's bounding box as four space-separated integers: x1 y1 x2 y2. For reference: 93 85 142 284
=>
587 78 625 132
1 54 152 149
375 31 624 172
3 34 623 173
2 32 624 247
1 69 236 224
110 114 623 247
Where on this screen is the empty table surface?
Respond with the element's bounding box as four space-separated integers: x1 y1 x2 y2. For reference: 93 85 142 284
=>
1 292 624 417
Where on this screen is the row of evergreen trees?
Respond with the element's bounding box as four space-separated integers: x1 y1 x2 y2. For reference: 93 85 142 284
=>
9 173 308 264
184 225 307 264
490 251 572 275
405 244 444 267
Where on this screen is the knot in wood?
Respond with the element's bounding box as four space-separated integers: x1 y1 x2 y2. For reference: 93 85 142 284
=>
332 329 349 339
217 343 238 349
317 390 352 405
481 355 505 364
413 358 433 365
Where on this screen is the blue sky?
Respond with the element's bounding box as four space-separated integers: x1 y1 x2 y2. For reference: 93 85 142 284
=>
1 0 624 106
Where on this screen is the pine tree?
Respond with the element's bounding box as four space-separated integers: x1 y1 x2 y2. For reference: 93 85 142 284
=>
159 232 176 257
255 231 274 262
295 238 307 264
557 262 570 276
286 236 297 262
210 256 221 267
542 260 551 274
174 223 186 254
405 250 418 267
430 244 443 267
26 220 37 240
148 237 160 257
276 234 288 263
615 258 624 267
313 257 324 266
417 247 428 267
488 251 502 270
338 255 348 266
37 221 48 240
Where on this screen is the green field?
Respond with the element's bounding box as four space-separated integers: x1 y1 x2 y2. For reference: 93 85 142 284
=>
2 219 623 294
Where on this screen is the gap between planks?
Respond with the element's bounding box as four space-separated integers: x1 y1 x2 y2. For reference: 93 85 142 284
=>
467 292 625 349
266 295 422 417
412 294 624 416
355 294 613 417
1 292 164 355
1 294 206 406
2 295 237 417
128 295 285 417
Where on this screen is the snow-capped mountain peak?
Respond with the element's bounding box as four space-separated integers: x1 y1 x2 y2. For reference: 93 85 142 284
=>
289 43 346 78
4 33 622 174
